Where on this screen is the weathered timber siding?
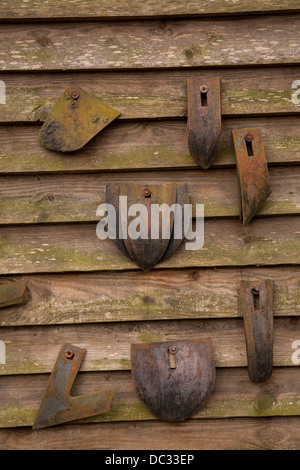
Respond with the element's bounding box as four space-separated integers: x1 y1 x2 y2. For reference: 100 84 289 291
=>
0 0 299 450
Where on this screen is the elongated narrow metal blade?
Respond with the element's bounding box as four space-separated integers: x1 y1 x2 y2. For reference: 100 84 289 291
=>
240 280 274 383
39 86 120 152
232 127 271 225
131 338 216 422
187 77 222 169
33 343 116 429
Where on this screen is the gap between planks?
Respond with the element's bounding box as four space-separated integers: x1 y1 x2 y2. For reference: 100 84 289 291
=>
0 0 300 21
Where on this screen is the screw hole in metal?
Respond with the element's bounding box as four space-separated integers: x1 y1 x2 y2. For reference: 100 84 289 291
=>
251 288 260 311
245 133 254 157
200 85 208 107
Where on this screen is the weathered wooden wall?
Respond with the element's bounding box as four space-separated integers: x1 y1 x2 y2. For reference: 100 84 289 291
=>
0 0 300 450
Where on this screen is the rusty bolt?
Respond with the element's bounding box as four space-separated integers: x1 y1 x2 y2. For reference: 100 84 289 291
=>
71 90 80 100
200 85 208 93
65 349 75 360
245 132 254 142
143 188 152 198
169 346 177 355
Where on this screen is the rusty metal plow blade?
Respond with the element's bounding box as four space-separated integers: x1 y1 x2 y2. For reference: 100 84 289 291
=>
131 339 216 422
232 127 271 225
106 182 189 271
0 278 28 308
187 77 222 169
32 344 116 429
39 85 120 152
240 280 274 383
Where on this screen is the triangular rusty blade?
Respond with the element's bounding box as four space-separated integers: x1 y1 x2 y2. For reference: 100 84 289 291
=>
32 344 116 429
161 183 189 262
187 77 222 169
232 127 271 225
123 183 176 271
131 339 216 422
0 278 28 308
39 86 120 152
240 280 274 383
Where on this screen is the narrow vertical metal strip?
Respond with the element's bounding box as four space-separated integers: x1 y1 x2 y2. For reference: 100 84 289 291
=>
232 127 271 225
187 77 222 169
240 280 274 383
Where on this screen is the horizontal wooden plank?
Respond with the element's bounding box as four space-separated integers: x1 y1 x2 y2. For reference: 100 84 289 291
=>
1 416 300 449
1 68 300 123
1 0 299 20
1 266 299 326
0 317 298 375
0 166 299 225
0 116 300 174
0 216 299 274
0 368 299 428
0 16 300 72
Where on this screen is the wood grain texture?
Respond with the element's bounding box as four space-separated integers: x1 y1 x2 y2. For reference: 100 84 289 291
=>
1 0 299 20
0 317 298 375
1 67 300 123
0 416 300 449
0 16 299 72
1 266 299 326
0 117 300 174
0 216 299 274
0 368 299 428
0 165 299 225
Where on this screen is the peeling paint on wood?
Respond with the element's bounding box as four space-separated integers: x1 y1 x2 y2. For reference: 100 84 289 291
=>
0 16 300 71
1 0 299 20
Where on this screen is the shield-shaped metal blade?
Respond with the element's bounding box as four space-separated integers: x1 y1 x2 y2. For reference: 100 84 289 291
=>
131 338 216 422
105 182 188 271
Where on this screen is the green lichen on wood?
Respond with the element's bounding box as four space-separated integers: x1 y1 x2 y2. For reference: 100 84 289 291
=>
2 392 300 428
